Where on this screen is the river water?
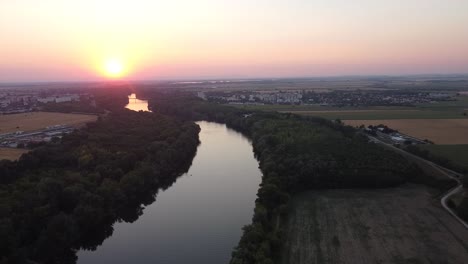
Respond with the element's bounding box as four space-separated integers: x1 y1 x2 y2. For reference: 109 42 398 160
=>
78 120 262 263
125 93 150 112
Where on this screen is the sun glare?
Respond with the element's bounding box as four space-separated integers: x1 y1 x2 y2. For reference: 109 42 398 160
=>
104 59 125 78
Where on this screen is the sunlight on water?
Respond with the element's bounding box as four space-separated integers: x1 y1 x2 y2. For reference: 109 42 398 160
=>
78 122 262 264
125 93 149 112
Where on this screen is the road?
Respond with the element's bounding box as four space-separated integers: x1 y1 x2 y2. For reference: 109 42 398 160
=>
369 135 468 229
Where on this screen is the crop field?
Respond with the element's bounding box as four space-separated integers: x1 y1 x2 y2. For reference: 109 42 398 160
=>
281 185 468 264
284 109 467 120
345 119 468 144
229 95 468 120
0 112 97 134
0 148 28 161
231 105 467 120
231 104 411 112
418 144 468 170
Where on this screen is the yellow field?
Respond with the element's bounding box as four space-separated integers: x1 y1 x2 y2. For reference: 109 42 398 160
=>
0 148 29 161
345 119 468 144
0 112 97 134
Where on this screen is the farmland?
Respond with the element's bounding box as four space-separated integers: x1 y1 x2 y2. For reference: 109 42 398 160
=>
0 148 28 161
232 105 467 120
229 94 468 120
283 109 467 120
418 144 468 170
281 185 468 264
0 112 97 160
345 119 468 144
0 112 97 134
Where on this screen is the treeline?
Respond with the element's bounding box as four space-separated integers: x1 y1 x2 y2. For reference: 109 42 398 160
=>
0 104 200 263
149 92 424 264
40 101 101 114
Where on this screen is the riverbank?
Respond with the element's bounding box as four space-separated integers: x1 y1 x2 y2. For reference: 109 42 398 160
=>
0 108 200 263
78 122 262 264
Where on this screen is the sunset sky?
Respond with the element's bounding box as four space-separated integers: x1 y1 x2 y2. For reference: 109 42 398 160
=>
1 0 467 81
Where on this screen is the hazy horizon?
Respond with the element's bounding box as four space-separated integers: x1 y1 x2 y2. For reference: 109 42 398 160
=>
1 0 468 82
2 73 468 86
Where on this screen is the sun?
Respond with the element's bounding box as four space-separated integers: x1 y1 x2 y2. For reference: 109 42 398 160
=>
104 59 125 78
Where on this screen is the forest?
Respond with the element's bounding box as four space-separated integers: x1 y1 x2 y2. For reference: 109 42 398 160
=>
149 92 426 264
0 91 200 264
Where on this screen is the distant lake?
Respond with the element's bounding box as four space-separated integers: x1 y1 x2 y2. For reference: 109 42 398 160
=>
125 93 149 112
78 121 262 264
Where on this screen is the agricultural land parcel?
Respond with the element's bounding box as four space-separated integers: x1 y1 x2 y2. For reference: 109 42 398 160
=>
232 95 468 120
344 119 468 144
233 96 468 165
281 185 468 264
418 144 468 171
0 112 97 160
0 112 97 134
0 148 29 161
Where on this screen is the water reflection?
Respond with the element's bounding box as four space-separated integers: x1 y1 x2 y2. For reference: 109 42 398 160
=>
78 122 262 264
125 93 149 112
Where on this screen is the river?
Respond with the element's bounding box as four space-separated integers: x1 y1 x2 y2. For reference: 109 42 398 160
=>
125 93 150 112
78 118 262 263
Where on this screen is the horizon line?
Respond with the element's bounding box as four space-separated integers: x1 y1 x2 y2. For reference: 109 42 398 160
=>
1 72 468 86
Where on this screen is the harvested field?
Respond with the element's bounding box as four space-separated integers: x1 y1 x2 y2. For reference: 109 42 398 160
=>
281 185 468 264
345 119 468 144
0 112 97 134
0 148 28 161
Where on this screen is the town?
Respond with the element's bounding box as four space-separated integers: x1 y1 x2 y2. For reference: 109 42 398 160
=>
198 89 455 107
0 87 94 114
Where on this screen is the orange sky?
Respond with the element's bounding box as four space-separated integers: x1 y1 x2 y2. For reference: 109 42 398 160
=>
0 0 467 81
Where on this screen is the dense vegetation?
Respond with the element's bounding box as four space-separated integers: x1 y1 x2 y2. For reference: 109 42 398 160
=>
0 95 200 263
149 92 425 264
40 101 101 114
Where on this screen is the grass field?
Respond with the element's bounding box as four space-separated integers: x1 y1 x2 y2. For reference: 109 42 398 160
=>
0 112 97 134
345 119 468 144
418 144 468 170
281 185 468 264
231 105 467 120
0 148 28 161
230 104 412 112
286 109 467 120
229 96 468 120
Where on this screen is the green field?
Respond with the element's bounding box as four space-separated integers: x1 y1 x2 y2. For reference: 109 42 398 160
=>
419 144 468 170
228 96 468 120
295 110 467 120
417 96 468 110
230 104 411 112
